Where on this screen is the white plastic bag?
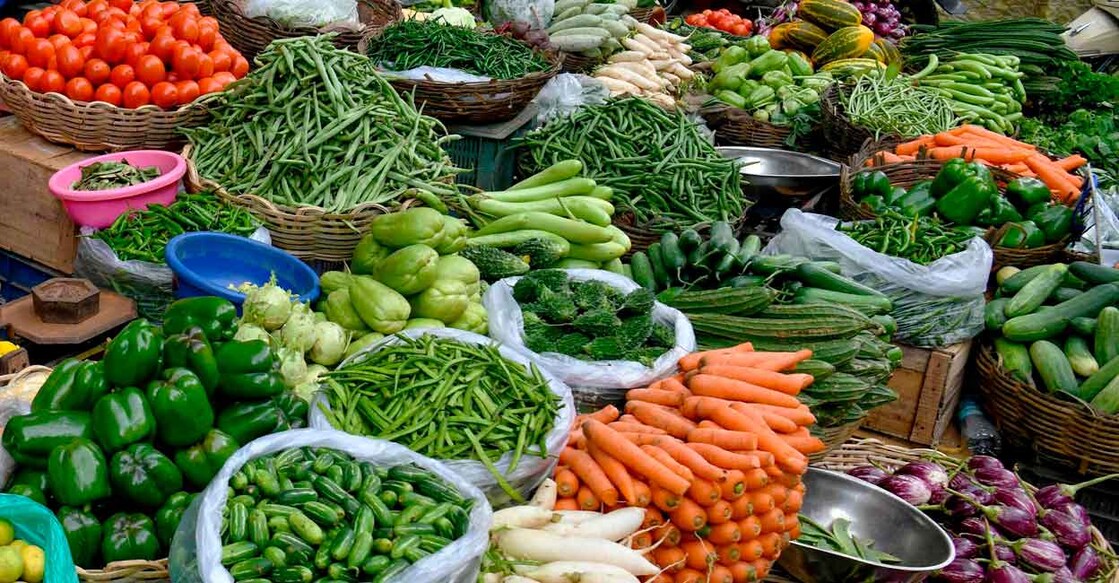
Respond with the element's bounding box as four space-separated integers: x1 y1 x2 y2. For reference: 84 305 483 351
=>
484 269 695 410
764 209 992 347
244 0 359 28
485 0 554 30
310 328 576 507
383 66 492 83
534 74 610 125
0 367 51 487
169 428 493 583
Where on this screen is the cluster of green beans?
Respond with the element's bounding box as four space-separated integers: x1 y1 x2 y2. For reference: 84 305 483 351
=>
94 193 260 262
838 211 980 265
321 335 560 500
519 97 745 229
841 74 957 139
365 20 552 80
183 36 461 213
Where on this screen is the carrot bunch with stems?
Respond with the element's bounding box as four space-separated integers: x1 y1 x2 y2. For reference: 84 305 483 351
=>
552 343 821 583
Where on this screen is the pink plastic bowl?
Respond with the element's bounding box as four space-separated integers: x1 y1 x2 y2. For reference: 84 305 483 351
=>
49 150 187 229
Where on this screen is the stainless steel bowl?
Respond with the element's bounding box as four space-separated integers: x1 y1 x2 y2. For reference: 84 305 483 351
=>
779 468 955 583
716 146 841 198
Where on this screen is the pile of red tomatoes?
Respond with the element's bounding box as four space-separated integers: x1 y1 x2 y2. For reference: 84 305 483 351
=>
685 9 753 37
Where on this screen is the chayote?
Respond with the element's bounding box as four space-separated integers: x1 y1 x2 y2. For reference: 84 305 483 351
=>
434 216 468 255
352 235 391 275
350 277 411 334
449 302 488 335
409 279 469 323
375 244 440 295
344 331 384 359
370 208 447 250
319 271 355 295
324 288 368 332
404 318 445 330
434 255 481 296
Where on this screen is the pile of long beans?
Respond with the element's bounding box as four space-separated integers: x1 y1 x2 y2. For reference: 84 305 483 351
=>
838 211 980 265
519 97 744 228
93 193 260 262
840 74 957 138
365 20 552 80
183 36 460 213
321 335 561 499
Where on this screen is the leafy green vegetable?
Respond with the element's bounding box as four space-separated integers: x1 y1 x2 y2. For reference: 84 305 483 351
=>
1019 108 1119 190
1037 61 1119 115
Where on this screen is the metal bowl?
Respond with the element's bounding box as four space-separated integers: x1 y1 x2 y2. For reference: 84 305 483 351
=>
779 468 955 583
716 146 841 198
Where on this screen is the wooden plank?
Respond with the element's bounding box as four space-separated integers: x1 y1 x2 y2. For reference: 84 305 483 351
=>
1 290 136 345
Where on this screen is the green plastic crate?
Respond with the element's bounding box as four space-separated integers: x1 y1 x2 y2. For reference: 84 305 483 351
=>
445 105 537 192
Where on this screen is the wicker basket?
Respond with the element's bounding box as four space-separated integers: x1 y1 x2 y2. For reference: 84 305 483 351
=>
807 418 864 463
183 145 419 263
209 0 401 60
559 51 602 73
820 85 904 163
976 340 1119 476
629 5 657 22
77 560 170 583
0 74 211 152
701 103 796 150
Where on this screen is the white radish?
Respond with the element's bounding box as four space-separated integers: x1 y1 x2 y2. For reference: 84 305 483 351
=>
647 93 676 108
482 573 503 583
667 48 693 65
531 479 557 510
649 58 674 70
637 22 684 43
622 37 654 55
608 51 647 63
502 577 541 583
629 34 661 53
598 66 660 91
491 506 557 530
670 63 694 79
662 72 681 86
554 510 606 524
494 528 660 576
595 76 642 95
519 561 641 583
565 508 646 541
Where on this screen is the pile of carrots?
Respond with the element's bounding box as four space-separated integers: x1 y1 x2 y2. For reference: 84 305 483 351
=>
552 343 825 583
868 124 1087 204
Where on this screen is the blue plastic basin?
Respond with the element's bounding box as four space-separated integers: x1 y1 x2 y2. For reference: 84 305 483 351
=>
165 232 320 308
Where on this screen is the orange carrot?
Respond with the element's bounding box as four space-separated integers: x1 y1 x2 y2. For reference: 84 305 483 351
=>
930 146 1031 163
748 491 776 514
1025 153 1078 199
686 428 759 451
687 374 803 408
633 480 653 508
878 151 905 164
760 483 787 507
727 402 798 433
655 376 691 394
584 419 692 496
621 432 675 447
657 439 729 483
554 497 579 511
625 401 698 439
739 515 762 539
758 508 786 533
720 469 746 500
678 540 717 570
738 539 764 561
786 521 801 540
731 494 753 520
641 445 695 481
752 558 773 579
584 405 620 424
656 522 682 547
608 421 668 435
726 406 808 474
669 497 708 532
743 467 770 490
707 521 742 544
709 564 734 583
932 132 1003 149
586 439 638 507
679 344 753 371
957 124 1034 148
651 482 683 512
576 485 600 511
618 414 640 424
697 419 723 429
715 543 741 565
895 135 934 156
631 531 653 550
779 433 827 455
759 532 783 559
627 388 687 407
687 442 762 470
642 505 664 528
653 547 687 572
706 499 733 525
784 488 804 514
740 403 817 426
686 478 722 507
698 349 811 371
697 364 812 395
647 574 674 583
674 568 707 583
729 562 758 583
559 447 619 506
555 468 579 497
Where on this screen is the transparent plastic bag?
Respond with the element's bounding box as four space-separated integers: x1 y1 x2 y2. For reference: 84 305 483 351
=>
485 0 554 29
534 74 610 125
244 0 358 28
0 367 51 487
169 429 492 583
384 66 491 83
310 328 575 507
484 269 695 410
764 210 992 347
0 494 79 583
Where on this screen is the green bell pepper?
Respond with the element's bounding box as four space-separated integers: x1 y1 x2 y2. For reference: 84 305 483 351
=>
744 36 771 59
162 296 238 344
7 484 47 506
997 221 1046 249
104 319 163 388
91 387 156 453
884 186 907 206
274 392 309 427
715 90 747 109
761 70 793 90
147 368 214 448
102 513 160 563
936 175 995 225
216 400 283 445
974 207 996 228
712 63 749 92
860 196 886 213
746 50 786 78
48 437 111 506
930 158 971 198
988 196 1023 225
109 443 184 508
58 507 102 568
8 468 48 493
163 327 220 395
895 186 937 217
1006 177 1052 209
712 45 748 73
175 428 240 488
29 359 82 412
786 52 812 77
865 171 892 198
1030 203 1073 243
155 492 195 549
216 340 284 400
1 411 92 468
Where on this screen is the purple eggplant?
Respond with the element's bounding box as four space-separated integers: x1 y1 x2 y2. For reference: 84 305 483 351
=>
946 494 980 518
953 472 981 490
1039 510 1091 550
993 488 1036 516
959 517 1000 539
1035 473 1119 509
1008 539 1066 572
936 558 986 583
881 474 933 505
953 536 981 559
975 467 1020 489
994 544 1017 563
898 460 951 488
1048 567 1076 583
1052 501 1091 525
848 465 891 485
1068 546 1102 580
987 563 1031 583
984 505 1039 539
930 482 949 504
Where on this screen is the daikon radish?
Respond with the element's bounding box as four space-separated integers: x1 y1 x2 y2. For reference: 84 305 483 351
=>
492 506 557 530
531 479 558 509
544 507 644 539
494 529 660 576
609 51 647 63
598 66 661 91
596 76 642 95
483 574 503 583
520 562 641 583
670 63 694 79
662 72 681 86
503 576 541 583
637 22 684 43
622 37 655 54
555 510 608 523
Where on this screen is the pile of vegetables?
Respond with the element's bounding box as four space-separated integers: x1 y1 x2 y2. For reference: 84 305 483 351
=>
592 23 695 109
1019 109 1119 192
544 0 634 59
71 159 159 191
986 261 1119 415
709 36 834 125
0 518 44 583
684 9 753 37
218 448 475 581
457 161 632 278
846 455 1113 582
662 17 755 62
320 334 562 501
1 296 309 567
912 53 1026 134
839 72 957 138
764 0 902 69
316 207 486 356
511 269 676 366
545 344 825 580
92 193 260 263
837 212 981 265
519 97 744 230
183 36 459 213
0 0 248 109
364 20 552 80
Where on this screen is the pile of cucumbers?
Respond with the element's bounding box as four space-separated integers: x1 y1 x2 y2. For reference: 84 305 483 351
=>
628 221 760 292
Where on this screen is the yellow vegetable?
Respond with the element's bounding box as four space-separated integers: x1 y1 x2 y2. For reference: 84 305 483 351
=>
0 521 12 546
18 546 42 583
0 547 22 583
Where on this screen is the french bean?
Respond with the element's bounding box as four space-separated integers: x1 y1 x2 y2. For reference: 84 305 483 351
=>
840 74 957 138
365 20 552 80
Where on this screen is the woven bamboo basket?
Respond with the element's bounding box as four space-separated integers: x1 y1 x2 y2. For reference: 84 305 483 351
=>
629 5 658 23
0 74 211 152
209 0 400 60
807 417 864 463
357 34 561 124
183 145 421 263
700 103 796 150
820 84 904 163
976 341 1119 476
77 560 170 583
559 51 602 73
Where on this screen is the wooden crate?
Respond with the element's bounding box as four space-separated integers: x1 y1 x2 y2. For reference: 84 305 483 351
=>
0 116 89 273
863 340 973 446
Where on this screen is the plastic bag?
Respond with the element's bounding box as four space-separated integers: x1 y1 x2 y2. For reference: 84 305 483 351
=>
244 0 358 28
383 66 492 83
484 269 696 410
311 328 575 506
74 227 271 321
0 367 50 487
484 0 554 30
169 428 492 583
764 210 992 347
0 494 78 583
534 74 610 125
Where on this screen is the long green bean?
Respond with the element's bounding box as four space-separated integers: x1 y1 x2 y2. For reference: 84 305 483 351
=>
840 74 957 138
183 36 461 213
365 20 551 80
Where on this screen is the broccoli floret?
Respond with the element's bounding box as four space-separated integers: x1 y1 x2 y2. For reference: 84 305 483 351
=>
530 287 578 324
648 322 676 348
555 332 591 357
621 288 655 316
573 309 622 338
571 280 623 311
617 315 653 349
586 336 627 361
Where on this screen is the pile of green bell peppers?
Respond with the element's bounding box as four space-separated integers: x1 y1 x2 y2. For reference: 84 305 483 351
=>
2 296 310 568
709 41 833 124
852 160 1075 250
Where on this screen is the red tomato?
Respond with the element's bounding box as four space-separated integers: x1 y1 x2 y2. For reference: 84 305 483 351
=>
26 38 54 68
124 41 148 68
196 75 220 94
40 69 65 92
109 0 133 11
135 53 164 84
164 71 177 82
22 66 45 90
171 17 198 44
86 0 109 20
195 51 213 78
65 76 93 100
149 31 175 62
150 80 176 108
56 44 85 78
0 18 20 50
62 0 89 17
162 2 181 18
124 17 142 34
95 26 126 63
211 70 235 86
230 54 248 78
195 20 217 51
207 49 230 72
174 78 198 103
54 9 83 37
109 62 133 86
93 80 121 105
2 53 28 79
121 80 149 107
171 45 199 78
73 32 96 47
80 18 97 35
140 17 164 39
78 45 93 59
11 28 35 54
25 16 52 38
731 22 750 36
48 33 70 49
684 14 698 25
84 57 110 84
181 3 201 18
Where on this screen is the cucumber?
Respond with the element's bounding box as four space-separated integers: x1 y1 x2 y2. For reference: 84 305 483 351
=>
686 312 874 342
984 298 1009 332
1007 264 1067 318
999 264 1050 295
994 337 1032 383
1002 284 1119 342
630 252 656 291
554 258 599 269
871 314 897 337
646 243 670 288
792 287 892 316
1048 287 1083 304
749 254 807 276
1096 306 1119 365
1089 374 1119 414
1079 355 1119 401
1030 340 1078 395
739 235 762 259
722 275 767 288
1069 261 1119 285
659 233 686 275
1064 336 1100 377
1069 316 1097 336
995 266 1020 287
795 262 887 299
